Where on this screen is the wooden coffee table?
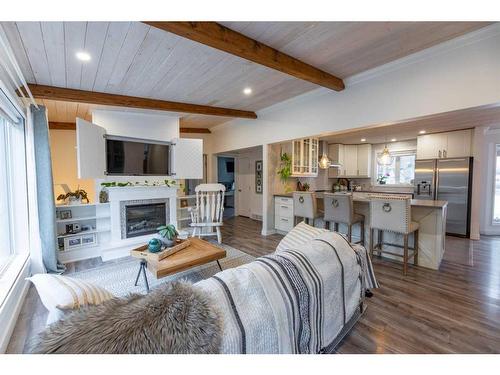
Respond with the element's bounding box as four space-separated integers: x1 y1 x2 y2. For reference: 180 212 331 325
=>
130 237 226 292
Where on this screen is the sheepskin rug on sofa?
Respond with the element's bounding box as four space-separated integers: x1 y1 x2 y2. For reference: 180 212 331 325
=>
29 281 221 354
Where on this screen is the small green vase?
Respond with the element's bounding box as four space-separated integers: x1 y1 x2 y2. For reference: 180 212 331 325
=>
148 238 162 253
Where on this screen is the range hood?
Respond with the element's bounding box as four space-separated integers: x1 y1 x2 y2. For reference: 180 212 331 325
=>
318 140 342 169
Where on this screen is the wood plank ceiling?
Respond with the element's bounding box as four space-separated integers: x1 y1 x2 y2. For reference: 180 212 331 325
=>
1 21 490 128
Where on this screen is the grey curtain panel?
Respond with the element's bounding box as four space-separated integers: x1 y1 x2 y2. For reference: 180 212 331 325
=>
31 105 65 273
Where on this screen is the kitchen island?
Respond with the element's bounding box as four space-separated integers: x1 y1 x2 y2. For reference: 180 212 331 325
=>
274 192 448 270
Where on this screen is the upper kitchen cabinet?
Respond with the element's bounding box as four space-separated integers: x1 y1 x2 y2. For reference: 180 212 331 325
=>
417 129 472 159
328 143 344 178
356 144 372 177
328 143 372 178
292 138 319 177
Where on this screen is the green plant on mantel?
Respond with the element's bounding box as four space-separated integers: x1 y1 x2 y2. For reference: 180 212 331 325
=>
100 180 177 188
277 152 292 183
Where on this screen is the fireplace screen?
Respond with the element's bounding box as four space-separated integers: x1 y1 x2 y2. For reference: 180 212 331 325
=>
125 203 166 238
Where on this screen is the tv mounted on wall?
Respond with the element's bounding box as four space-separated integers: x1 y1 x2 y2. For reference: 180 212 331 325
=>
105 135 171 176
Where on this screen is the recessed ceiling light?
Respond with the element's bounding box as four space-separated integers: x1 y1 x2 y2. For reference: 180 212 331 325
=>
76 51 91 61
243 87 252 95
419 130 426 134
360 138 366 142
391 138 397 142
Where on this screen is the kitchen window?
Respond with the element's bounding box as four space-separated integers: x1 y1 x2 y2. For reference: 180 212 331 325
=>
375 151 416 185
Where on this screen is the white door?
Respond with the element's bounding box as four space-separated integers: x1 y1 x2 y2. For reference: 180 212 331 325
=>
416 134 446 159
76 118 106 179
445 129 472 158
171 138 203 179
344 145 358 176
357 144 372 177
236 157 252 217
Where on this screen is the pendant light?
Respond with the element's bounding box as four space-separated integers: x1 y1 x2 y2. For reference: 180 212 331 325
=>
318 141 331 169
377 137 394 166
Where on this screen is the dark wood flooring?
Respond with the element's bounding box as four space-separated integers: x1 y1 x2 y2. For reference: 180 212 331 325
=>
7 216 500 353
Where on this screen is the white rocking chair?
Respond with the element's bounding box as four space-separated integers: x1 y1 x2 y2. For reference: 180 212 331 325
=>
189 183 226 244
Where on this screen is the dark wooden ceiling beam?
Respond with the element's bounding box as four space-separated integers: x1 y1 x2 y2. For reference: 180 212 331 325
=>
49 121 211 134
144 22 345 92
179 127 211 134
28 84 257 119
49 121 76 130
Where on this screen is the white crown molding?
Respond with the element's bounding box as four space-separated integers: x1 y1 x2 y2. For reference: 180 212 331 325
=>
345 22 500 87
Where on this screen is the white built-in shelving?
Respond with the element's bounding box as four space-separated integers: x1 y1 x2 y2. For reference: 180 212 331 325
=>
55 202 111 263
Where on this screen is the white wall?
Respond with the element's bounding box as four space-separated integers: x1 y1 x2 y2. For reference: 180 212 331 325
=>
92 109 179 141
211 24 500 154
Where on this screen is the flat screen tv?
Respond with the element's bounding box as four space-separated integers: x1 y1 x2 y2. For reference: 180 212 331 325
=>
105 137 171 176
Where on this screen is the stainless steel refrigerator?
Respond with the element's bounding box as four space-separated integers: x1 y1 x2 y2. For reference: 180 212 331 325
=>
414 157 473 237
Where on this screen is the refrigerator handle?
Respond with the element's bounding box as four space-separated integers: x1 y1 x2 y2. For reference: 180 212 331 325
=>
435 168 439 200
417 183 420 195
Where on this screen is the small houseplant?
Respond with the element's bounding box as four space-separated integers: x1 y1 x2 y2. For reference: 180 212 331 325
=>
377 173 390 185
277 152 292 183
157 224 179 247
56 188 90 205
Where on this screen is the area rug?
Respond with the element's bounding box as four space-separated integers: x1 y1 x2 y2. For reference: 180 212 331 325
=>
70 242 255 297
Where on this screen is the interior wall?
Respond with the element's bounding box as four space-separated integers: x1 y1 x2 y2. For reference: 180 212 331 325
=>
210 25 500 154
217 157 235 186
49 129 96 203
477 125 500 236
92 109 179 141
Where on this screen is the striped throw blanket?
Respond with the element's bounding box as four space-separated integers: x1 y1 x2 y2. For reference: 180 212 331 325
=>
195 231 378 354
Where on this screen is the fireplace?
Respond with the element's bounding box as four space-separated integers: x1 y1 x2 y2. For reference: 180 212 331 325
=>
120 199 169 239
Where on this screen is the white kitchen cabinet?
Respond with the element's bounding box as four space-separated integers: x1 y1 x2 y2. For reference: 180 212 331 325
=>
75 117 203 179
328 144 345 178
328 143 372 178
343 145 358 176
292 138 319 177
356 144 372 177
274 196 294 233
417 129 472 159
445 129 472 158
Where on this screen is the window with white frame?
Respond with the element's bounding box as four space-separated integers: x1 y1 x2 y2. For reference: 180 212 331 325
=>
0 104 29 276
375 151 416 185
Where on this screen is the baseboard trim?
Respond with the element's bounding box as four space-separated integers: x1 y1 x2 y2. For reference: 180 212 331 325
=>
0 259 30 353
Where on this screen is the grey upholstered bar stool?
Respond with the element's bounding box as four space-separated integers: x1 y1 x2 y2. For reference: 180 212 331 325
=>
369 194 419 276
292 191 323 227
323 192 365 245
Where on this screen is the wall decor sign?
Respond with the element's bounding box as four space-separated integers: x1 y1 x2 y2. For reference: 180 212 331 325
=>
255 160 263 194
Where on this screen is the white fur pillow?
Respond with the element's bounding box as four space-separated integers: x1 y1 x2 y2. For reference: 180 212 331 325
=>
28 274 114 325
276 221 329 252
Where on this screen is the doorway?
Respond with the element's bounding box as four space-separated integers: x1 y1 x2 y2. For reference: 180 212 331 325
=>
217 156 235 218
236 157 252 217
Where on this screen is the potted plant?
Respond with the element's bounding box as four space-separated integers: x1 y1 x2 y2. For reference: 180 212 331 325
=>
157 224 179 247
377 173 390 185
56 188 90 205
277 152 292 183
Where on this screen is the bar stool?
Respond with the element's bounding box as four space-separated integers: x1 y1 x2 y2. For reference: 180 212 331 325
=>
323 192 365 245
293 192 323 227
368 194 419 276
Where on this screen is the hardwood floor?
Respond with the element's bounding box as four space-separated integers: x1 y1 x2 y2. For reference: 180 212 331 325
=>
7 216 500 353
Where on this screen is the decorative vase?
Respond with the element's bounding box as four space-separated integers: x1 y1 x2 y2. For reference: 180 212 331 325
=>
379 181 386 185
159 235 177 248
68 196 82 205
148 238 162 253
99 188 109 203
